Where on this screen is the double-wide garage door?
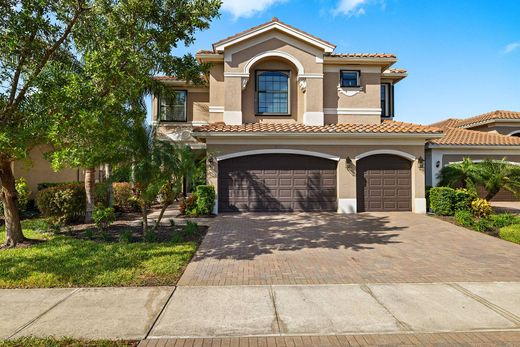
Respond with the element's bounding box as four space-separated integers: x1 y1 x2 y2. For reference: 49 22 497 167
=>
218 154 337 212
357 154 412 212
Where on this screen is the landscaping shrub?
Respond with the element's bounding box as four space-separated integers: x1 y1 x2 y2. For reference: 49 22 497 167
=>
195 185 215 215
36 183 86 223
473 217 493 232
113 182 139 212
180 194 198 216
489 213 520 228
453 188 476 212
94 181 111 207
471 198 492 218
429 187 456 216
454 209 474 228
37 182 78 191
183 220 198 236
191 160 207 190
499 224 520 244
92 205 116 231
15 177 30 213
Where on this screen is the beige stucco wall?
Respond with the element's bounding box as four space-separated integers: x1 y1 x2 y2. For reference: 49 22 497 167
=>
13 145 82 199
205 141 426 212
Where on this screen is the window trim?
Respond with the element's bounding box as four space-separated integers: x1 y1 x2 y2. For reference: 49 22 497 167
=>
380 83 393 118
339 70 361 88
255 70 291 116
158 89 188 123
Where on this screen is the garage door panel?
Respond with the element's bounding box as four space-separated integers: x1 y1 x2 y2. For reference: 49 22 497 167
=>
357 154 412 212
219 154 337 212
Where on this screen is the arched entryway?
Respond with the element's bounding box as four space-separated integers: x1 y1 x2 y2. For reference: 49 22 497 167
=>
218 153 337 212
356 154 413 212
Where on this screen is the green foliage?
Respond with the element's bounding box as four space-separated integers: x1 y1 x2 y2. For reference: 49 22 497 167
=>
453 188 477 212
36 184 86 224
477 159 520 200
489 213 520 228
112 182 139 212
455 209 474 228
499 224 520 244
14 177 30 213
473 218 493 232
429 187 456 216
111 165 132 183
92 205 115 231
143 229 157 243
471 198 492 218
183 221 199 237
437 157 482 189
191 159 207 190
180 195 198 216
94 181 111 207
0 336 136 347
118 230 133 243
195 185 215 215
37 182 79 191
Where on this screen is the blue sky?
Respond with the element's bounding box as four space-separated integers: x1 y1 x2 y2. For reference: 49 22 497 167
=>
169 0 520 124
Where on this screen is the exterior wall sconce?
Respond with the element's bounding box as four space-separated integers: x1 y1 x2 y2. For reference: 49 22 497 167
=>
435 160 441 168
417 156 424 169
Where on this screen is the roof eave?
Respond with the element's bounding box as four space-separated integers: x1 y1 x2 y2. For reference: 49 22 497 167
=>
459 118 520 129
194 132 443 139
324 56 397 70
427 143 520 149
381 72 408 83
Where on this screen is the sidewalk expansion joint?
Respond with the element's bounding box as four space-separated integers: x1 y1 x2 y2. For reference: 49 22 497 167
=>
143 286 177 339
9 288 82 339
448 283 520 326
268 285 287 335
360 284 412 332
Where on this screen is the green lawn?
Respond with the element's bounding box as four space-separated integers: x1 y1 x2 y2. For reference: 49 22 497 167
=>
0 337 137 347
499 224 520 245
0 219 197 288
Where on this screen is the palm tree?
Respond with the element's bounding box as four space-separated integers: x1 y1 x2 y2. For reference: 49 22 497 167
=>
437 157 482 190
478 159 520 201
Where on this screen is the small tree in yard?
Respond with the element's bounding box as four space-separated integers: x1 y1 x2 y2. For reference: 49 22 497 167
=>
0 0 220 246
130 125 195 235
478 159 520 201
437 157 482 190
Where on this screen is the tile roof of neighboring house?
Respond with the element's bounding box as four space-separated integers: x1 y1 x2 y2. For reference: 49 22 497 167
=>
212 17 336 51
328 53 396 58
455 110 520 128
384 68 407 73
193 120 442 135
429 118 463 129
428 127 520 146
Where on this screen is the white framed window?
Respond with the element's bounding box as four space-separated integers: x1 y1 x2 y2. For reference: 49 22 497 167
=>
381 83 393 117
159 90 187 122
340 70 360 88
256 70 290 115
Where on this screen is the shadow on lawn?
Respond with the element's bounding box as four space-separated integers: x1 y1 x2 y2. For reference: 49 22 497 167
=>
193 212 406 261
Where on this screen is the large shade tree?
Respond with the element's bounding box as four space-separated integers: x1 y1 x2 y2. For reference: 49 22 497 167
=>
0 0 220 246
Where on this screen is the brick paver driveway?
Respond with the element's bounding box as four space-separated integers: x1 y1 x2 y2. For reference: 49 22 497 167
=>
178 212 520 286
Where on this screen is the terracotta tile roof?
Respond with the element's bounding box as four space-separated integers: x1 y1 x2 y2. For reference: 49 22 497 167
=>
153 76 178 80
196 49 218 55
212 17 336 51
429 127 520 146
455 110 520 128
328 53 396 58
429 118 463 129
384 68 407 74
193 120 442 135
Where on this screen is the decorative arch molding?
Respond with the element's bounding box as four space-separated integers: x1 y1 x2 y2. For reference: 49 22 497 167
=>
216 149 340 162
355 149 416 161
507 130 520 136
243 50 305 75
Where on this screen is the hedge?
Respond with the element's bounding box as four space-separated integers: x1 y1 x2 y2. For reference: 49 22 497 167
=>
429 187 456 216
195 185 215 215
36 183 86 223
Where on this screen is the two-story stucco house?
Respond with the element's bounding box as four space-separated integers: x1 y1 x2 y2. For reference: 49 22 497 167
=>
153 18 446 214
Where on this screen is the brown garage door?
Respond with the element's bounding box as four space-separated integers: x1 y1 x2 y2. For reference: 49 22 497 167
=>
357 154 412 212
218 154 337 212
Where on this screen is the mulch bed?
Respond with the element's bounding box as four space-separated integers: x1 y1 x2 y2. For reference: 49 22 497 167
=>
431 214 500 238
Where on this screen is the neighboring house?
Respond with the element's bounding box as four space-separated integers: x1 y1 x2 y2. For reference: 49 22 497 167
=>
154 18 444 214
427 110 520 201
13 145 83 199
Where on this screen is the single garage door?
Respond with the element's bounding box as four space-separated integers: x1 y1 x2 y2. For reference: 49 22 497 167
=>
218 154 337 212
357 154 412 212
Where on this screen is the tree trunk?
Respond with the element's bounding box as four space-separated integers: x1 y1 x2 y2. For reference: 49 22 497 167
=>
153 203 169 232
142 204 148 234
105 164 114 207
0 160 25 247
485 190 499 201
84 167 96 223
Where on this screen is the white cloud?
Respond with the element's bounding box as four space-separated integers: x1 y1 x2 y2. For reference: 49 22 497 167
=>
502 42 520 54
334 0 368 16
221 0 288 19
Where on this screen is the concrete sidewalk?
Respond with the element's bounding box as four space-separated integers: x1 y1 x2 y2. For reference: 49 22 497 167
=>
2 282 520 341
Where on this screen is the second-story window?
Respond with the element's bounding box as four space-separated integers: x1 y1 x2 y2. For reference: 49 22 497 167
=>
159 90 187 122
256 71 290 115
381 83 393 117
340 70 360 88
